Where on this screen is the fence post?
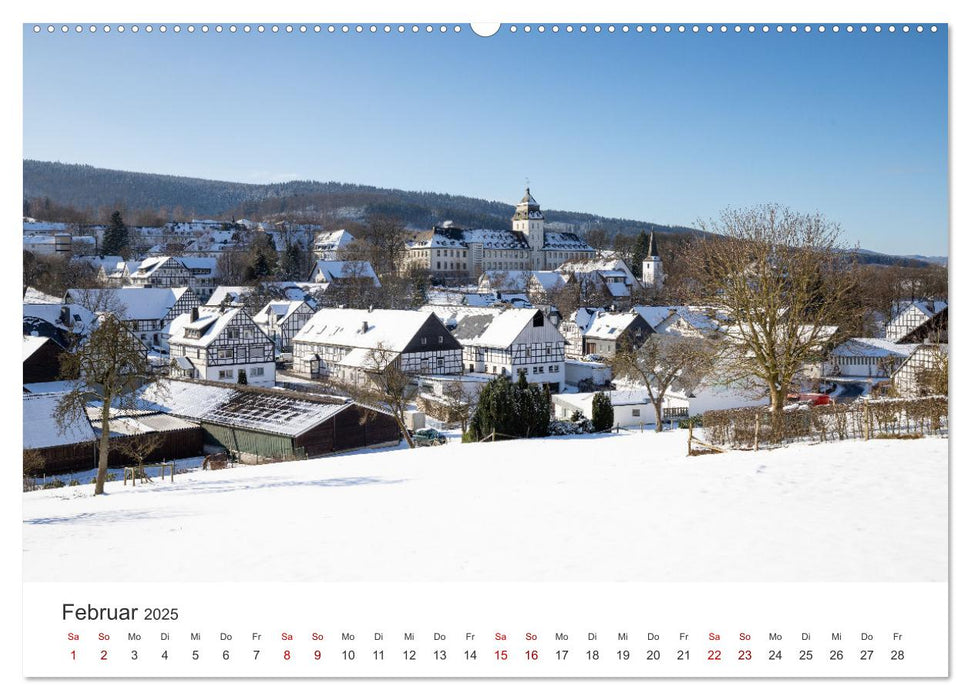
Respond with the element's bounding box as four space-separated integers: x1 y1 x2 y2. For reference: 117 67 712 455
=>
863 400 871 440
687 422 693 456
754 413 760 452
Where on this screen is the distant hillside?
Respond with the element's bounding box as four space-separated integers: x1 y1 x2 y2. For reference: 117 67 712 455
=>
23 160 700 238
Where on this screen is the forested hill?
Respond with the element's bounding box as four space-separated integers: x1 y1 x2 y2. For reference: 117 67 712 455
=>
23 160 701 237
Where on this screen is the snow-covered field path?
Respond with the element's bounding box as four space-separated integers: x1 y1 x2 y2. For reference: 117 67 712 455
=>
22 431 947 582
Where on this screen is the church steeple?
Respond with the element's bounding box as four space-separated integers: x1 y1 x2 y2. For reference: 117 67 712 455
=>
642 228 664 291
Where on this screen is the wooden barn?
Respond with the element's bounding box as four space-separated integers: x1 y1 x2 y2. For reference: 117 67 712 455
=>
137 379 402 463
23 392 96 474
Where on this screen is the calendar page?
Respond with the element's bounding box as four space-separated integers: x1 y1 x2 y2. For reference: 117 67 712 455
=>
18 2 955 692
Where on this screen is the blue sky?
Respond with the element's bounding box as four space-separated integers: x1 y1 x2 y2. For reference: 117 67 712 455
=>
23 24 948 255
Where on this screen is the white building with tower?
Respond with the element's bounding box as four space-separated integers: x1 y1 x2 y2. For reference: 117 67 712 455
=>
402 187 596 280
641 230 665 291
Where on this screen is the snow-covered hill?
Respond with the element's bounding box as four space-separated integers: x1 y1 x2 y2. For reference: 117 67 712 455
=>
22 431 947 583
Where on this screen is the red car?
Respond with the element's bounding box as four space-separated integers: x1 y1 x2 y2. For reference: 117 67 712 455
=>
786 392 832 406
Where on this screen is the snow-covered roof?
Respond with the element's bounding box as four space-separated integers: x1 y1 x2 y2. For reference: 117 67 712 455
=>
23 392 96 449
23 302 96 338
605 281 631 298
832 338 919 358
176 257 219 275
479 270 531 291
207 283 329 307
406 227 529 251
529 271 569 292
22 287 62 304
23 335 52 362
315 229 355 250
76 255 124 275
66 287 192 321
584 310 644 340
293 308 439 352
206 286 251 306
136 380 352 438
23 235 57 245
558 256 635 277
429 307 558 349
310 260 380 285
542 231 595 252
651 306 727 336
631 305 679 330
552 389 651 411
252 300 311 325
105 260 141 278
892 300 948 321
168 307 264 349
23 380 78 394
85 406 198 437
23 220 69 232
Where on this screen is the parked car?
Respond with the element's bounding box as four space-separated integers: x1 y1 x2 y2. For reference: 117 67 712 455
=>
786 392 832 406
411 428 448 447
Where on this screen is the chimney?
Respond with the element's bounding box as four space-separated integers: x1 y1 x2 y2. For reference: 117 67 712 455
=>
361 320 369 333
190 307 199 322
59 305 73 328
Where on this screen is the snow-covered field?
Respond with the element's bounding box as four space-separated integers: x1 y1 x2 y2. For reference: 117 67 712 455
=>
22 431 947 582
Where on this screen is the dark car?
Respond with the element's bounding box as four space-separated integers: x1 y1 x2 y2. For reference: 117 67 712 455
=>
412 428 448 447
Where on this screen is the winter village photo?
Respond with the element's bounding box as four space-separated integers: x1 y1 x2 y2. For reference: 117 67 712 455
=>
21 24 947 586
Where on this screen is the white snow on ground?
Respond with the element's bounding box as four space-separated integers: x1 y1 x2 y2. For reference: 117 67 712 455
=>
22 432 947 583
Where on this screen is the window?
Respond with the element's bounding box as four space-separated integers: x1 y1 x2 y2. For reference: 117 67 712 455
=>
533 313 544 328
218 348 233 359
250 367 264 377
438 335 444 344
227 328 240 340
632 409 641 417
421 337 428 345
218 370 233 380
437 357 444 367
549 365 556 373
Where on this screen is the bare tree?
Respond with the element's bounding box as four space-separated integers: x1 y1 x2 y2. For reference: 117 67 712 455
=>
612 333 720 432
439 380 478 433
364 215 408 275
117 431 166 480
911 345 949 397
694 204 857 420
55 314 164 495
68 287 127 316
549 280 582 323
338 343 417 448
585 228 610 254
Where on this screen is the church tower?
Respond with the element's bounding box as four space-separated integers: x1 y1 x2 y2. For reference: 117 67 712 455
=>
512 187 545 268
641 229 664 291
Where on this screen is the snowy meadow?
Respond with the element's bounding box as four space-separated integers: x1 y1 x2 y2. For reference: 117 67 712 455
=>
22 431 947 583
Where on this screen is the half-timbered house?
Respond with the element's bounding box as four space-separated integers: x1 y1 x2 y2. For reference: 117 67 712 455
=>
167 306 276 387
292 308 463 383
127 256 195 288
252 300 316 352
429 306 566 392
